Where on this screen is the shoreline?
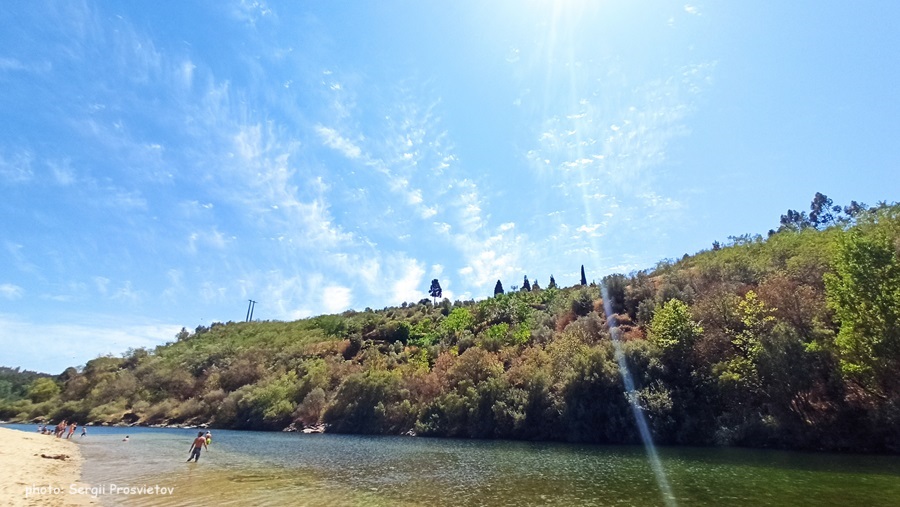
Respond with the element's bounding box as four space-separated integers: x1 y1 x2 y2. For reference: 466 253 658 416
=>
0 427 97 507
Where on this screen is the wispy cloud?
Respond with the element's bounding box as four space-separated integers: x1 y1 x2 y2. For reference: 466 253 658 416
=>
47 159 76 186
523 61 714 254
0 284 23 300
4 242 40 277
0 149 34 184
232 0 275 26
316 125 362 159
0 56 51 73
187 228 231 254
0 313 180 373
310 75 528 296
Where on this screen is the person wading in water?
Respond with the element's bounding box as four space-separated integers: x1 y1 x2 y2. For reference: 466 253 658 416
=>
187 431 208 462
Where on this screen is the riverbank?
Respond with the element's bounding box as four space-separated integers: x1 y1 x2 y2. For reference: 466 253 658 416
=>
0 427 96 507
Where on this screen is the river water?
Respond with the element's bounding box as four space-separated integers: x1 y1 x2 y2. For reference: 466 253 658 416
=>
5 424 900 506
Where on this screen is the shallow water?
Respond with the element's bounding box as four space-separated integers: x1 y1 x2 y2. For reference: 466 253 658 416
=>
5 424 900 506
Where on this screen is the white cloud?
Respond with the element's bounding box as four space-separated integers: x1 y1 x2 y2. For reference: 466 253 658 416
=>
187 227 229 253
0 57 25 71
161 269 183 301
106 189 147 210
391 258 425 304
113 281 142 303
316 125 362 159
407 188 423 205
684 5 701 16
0 149 34 183
0 313 180 373
48 159 76 186
93 277 110 295
180 60 196 89
232 0 274 26
0 284 23 300
0 57 50 73
322 285 352 313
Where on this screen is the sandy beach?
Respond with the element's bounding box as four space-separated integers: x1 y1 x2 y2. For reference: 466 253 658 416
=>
0 426 97 507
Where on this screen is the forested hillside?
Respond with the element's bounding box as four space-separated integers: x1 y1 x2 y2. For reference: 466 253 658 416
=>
3 195 899 452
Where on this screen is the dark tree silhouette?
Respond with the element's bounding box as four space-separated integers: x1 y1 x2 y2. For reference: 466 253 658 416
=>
548 275 557 289
779 209 811 231
429 279 442 305
843 200 868 218
580 265 587 286
522 275 531 292
810 192 842 228
494 280 504 296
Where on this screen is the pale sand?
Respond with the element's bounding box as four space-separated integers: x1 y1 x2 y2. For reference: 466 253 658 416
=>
0 427 97 507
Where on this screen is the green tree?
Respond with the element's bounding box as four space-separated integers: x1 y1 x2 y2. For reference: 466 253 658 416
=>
548 275 557 289
649 299 703 362
824 227 900 394
602 273 627 314
580 265 587 286
28 378 61 403
522 276 531 292
716 290 775 395
648 298 718 443
494 280 504 296
441 307 474 339
323 370 407 434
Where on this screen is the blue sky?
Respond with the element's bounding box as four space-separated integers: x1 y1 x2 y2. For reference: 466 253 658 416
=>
2 1 898 373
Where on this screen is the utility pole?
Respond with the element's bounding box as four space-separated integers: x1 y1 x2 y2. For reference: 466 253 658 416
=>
246 299 257 322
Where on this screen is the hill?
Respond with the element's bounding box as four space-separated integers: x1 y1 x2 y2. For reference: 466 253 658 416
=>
3 195 898 452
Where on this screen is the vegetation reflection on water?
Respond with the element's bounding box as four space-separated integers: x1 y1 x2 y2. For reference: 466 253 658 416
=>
71 426 900 507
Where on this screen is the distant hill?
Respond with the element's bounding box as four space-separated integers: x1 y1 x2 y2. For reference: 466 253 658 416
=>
0 367 54 407
3 194 898 452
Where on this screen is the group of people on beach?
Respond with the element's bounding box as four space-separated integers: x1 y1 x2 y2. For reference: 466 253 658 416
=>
37 420 85 439
38 421 214 463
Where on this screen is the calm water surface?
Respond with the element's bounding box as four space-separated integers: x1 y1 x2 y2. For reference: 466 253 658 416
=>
6 424 900 506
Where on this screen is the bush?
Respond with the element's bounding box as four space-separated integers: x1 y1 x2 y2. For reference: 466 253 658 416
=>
323 370 406 433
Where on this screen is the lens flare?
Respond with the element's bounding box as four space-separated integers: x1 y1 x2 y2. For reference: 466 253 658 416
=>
601 284 677 507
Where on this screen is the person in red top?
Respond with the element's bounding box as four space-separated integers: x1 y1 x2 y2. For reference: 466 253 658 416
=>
187 431 208 462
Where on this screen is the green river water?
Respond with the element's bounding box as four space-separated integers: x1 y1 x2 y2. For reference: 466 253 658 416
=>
6 424 900 506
